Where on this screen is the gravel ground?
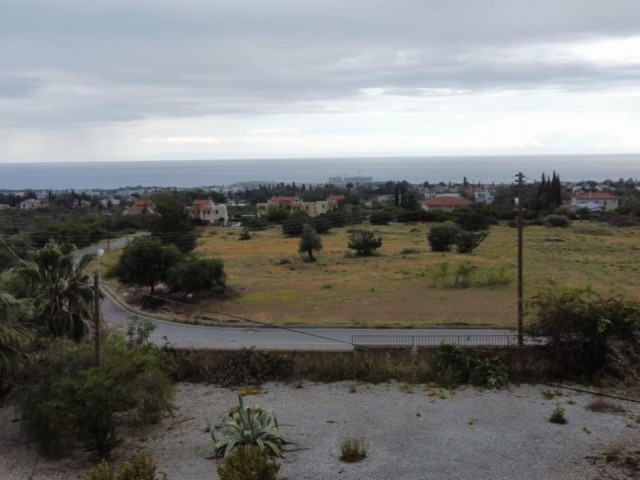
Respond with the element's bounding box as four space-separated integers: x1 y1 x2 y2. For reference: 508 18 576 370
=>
1 382 639 480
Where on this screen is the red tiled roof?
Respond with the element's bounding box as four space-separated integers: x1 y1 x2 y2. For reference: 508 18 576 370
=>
192 198 213 206
423 197 473 207
574 192 619 200
133 199 153 206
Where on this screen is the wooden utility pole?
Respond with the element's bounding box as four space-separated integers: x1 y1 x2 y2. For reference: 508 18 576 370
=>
516 172 524 346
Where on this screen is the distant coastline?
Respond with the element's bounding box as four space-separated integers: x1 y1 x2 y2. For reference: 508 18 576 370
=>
0 153 638 190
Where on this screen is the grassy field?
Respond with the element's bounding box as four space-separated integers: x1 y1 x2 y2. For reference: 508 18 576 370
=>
101 221 640 327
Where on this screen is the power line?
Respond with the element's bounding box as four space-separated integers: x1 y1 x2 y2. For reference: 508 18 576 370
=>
140 292 356 348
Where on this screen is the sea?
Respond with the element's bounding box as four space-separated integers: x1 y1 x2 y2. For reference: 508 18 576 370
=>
0 154 638 190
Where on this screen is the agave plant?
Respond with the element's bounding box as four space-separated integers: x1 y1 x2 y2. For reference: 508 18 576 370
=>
206 395 292 458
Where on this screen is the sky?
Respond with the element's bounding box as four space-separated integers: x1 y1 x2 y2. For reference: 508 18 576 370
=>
1 0 640 163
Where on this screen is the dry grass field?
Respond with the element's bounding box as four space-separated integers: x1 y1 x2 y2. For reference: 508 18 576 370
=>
106 222 640 326
102 221 640 327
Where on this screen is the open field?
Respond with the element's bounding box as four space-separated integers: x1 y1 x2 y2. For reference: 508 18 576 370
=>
102 221 640 327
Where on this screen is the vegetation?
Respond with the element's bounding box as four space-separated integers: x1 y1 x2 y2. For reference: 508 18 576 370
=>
166 256 226 292
110 236 181 294
18 242 95 340
12 333 175 458
88 451 165 480
298 224 322 262
281 211 309 237
207 395 292 458
528 287 640 379
150 192 197 253
347 230 382 256
432 343 508 388
339 436 367 463
549 404 567 424
427 222 459 252
217 445 283 480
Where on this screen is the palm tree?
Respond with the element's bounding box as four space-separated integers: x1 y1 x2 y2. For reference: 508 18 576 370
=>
19 242 95 340
0 280 33 382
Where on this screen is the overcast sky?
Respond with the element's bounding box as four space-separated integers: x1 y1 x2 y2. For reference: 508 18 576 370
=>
1 0 640 163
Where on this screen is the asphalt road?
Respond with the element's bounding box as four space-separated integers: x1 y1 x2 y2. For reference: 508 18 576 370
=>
82 238 516 350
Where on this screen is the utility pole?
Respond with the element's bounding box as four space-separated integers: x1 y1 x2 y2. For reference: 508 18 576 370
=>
94 271 101 366
516 172 524 346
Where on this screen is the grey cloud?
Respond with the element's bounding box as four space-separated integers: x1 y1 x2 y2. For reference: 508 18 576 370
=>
1 0 640 127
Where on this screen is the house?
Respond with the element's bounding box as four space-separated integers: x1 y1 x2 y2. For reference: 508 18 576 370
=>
188 198 228 226
0 204 11 210
128 199 156 215
571 192 620 212
19 198 47 210
421 195 473 212
256 195 330 218
328 194 346 209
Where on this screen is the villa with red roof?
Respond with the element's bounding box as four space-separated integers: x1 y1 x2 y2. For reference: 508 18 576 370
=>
128 198 156 215
421 195 473 212
571 192 620 212
188 198 228 225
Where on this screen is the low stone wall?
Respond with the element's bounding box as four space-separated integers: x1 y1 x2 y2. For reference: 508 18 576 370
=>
172 346 557 383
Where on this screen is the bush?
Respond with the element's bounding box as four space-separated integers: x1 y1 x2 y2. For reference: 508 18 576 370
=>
340 436 367 463
88 451 163 480
455 230 488 253
549 404 567 424
369 210 394 225
347 230 383 256
455 208 494 231
238 227 252 240
281 212 309 237
12 333 175 458
265 207 289 223
312 214 331 234
432 343 508 388
427 222 459 252
209 348 291 387
544 214 570 227
166 256 226 292
527 287 640 378
217 445 282 480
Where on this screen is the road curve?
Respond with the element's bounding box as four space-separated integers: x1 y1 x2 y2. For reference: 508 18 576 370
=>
82 240 515 350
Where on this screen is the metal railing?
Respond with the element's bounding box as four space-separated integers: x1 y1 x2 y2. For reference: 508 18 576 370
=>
351 334 523 348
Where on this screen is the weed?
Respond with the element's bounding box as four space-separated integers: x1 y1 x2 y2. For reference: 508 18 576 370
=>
217 445 283 480
399 247 421 255
541 388 562 400
400 383 415 394
237 385 263 396
322 283 333 289
339 436 367 463
582 426 591 434
604 444 624 463
549 404 567 424
468 418 478 426
567 399 576 405
587 398 625 414
276 258 291 265
416 412 422 417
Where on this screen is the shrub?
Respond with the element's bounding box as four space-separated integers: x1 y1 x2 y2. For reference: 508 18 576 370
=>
544 214 570 227
281 212 309 237
312 215 331 234
455 230 488 254
549 404 567 424
527 287 640 378
453 262 477 288
217 445 282 480
207 396 292 458
265 207 289 223
238 227 252 240
347 230 382 256
369 210 394 225
12 333 175 458
88 451 163 480
432 343 508 388
427 222 459 252
455 209 494 231
209 348 291 387
166 256 226 292
340 436 367 463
